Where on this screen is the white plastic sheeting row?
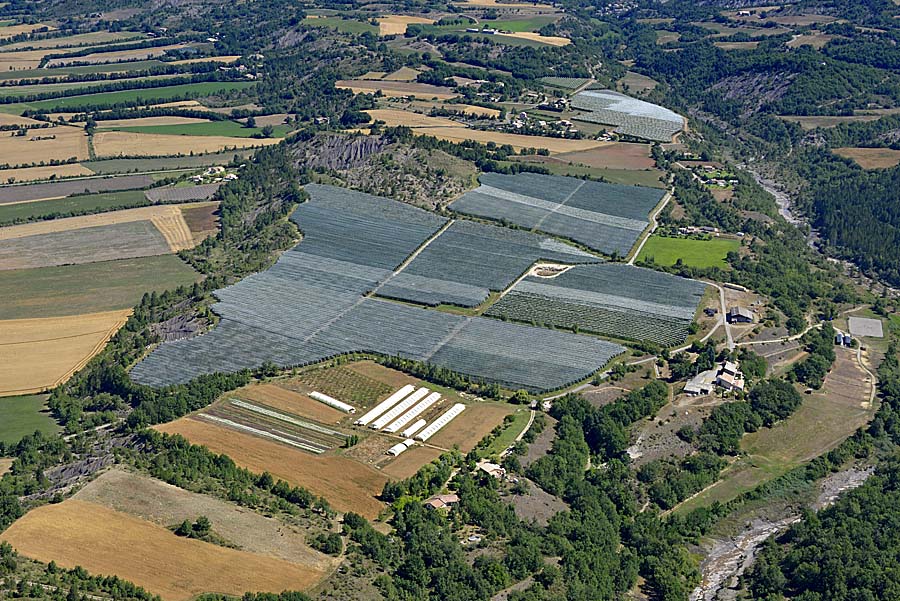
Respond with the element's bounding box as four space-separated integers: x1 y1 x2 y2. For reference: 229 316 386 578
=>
370 387 430 430
355 384 415 426
415 404 466 442
310 390 356 413
387 438 417 456
384 393 440 434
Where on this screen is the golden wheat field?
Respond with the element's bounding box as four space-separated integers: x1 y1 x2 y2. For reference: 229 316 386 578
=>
0 124 89 166
92 131 280 157
0 49 58 71
0 309 131 396
0 163 93 183
366 108 461 128
382 66 422 81
1 499 327 601
0 203 209 252
0 113 47 127
378 15 434 36
0 23 55 39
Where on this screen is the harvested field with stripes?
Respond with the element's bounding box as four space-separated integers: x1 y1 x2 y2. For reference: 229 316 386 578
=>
45 42 193 66
0 174 153 204
93 131 280 157
0 220 172 270
131 184 624 392
154 417 388 518
0 499 328 601
0 203 209 262
0 163 94 183
0 309 131 396
427 402 513 451
367 108 460 128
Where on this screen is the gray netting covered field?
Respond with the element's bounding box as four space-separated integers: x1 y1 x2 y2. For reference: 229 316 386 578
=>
0 220 171 270
377 219 599 307
131 184 624 391
449 173 664 256
486 264 707 346
570 90 684 142
145 183 222 203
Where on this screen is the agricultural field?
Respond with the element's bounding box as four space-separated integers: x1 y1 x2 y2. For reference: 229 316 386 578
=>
83 150 255 174
675 348 875 513
93 131 280 157
377 219 597 308
363 108 616 152
540 76 593 90
0 255 200 320
44 42 196 66
618 71 659 94
780 114 882 129
0 174 154 205
155 417 389 518
786 32 836 49
510 156 666 188
487 263 707 346
378 15 434 36
0 189 149 224
337 79 458 99
99 118 291 139
0 310 131 396
75 469 336 573
833 147 900 170
450 172 664 256
714 41 759 50
0 220 172 270
155 359 516 513
0 203 210 267
301 16 379 35
0 81 256 112
571 89 685 142
555 142 656 170
0 123 88 166
0 394 59 443
0 499 327 601
636 235 741 268
0 30 144 50
131 184 624 391
0 163 94 183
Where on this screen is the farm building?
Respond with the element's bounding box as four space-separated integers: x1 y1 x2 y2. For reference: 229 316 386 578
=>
684 368 717 396
726 306 754 323
425 494 459 510
477 461 506 479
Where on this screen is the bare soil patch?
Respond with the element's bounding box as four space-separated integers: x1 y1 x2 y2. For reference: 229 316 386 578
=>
0 458 12 475
521 415 556 468
555 143 654 170
787 33 836 49
503 479 567 526
180 202 219 244
1 499 326 601
236 383 347 424
154 417 388 518
428 403 513 452
380 445 444 479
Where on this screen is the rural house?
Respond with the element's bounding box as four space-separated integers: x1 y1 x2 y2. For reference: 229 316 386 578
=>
726 306 754 323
